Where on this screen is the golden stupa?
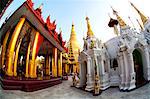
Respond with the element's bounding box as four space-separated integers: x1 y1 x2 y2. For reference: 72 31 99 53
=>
67 23 80 73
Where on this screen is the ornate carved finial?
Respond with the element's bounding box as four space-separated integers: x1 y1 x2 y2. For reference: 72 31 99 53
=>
39 3 43 10
26 0 34 7
45 15 56 31
53 20 56 25
86 16 89 21
35 3 43 16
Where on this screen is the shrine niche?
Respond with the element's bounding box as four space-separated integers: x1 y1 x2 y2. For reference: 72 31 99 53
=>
133 49 146 87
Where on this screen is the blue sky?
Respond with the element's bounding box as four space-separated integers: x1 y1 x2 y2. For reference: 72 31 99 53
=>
1 0 150 48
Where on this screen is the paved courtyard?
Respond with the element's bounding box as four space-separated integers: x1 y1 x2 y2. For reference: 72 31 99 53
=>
0 77 150 99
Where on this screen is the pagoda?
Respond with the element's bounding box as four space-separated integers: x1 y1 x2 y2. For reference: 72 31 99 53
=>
67 23 80 74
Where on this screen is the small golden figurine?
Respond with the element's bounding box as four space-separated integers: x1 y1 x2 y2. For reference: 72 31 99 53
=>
93 59 102 96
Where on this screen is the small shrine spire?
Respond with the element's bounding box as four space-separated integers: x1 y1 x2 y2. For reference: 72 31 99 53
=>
111 7 127 29
86 16 94 37
136 19 144 31
130 2 148 25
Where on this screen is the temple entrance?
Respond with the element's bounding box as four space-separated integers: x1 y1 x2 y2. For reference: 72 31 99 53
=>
17 29 31 78
82 61 87 88
133 49 146 87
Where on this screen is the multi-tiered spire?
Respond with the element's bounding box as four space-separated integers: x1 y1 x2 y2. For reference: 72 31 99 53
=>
68 42 75 63
86 17 94 38
130 2 148 25
68 23 80 62
111 7 127 29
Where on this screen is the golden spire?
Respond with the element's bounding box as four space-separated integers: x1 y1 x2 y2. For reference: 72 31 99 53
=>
68 42 75 62
68 23 80 62
130 2 148 25
111 7 127 28
70 23 79 44
70 23 75 39
86 16 94 37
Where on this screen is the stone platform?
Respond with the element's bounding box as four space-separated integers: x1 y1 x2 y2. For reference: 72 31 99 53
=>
0 77 62 92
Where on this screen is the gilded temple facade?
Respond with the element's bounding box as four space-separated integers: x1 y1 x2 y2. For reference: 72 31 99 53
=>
0 0 67 91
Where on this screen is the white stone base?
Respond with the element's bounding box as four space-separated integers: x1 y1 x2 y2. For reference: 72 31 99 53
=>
110 75 120 86
128 73 136 90
145 67 150 80
85 85 94 91
100 74 110 90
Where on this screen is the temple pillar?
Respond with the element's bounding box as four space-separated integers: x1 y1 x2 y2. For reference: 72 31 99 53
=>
6 16 25 76
65 63 68 74
13 39 22 76
118 52 125 90
100 59 105 75
29 31 39 78
76 62 82 88
1 29 10 68
58 52 62 77
127 51 136 90
144 47 150 80
122 50 129 90
25 42 31 78
52 48 57 77
73 64 76 73
85 58 94 91
46 55 50 76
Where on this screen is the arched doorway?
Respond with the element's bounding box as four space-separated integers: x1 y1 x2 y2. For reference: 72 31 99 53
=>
82 61 87 88
132 49 145 87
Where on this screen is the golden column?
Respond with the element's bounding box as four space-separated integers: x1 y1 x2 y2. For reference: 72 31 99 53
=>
58 52 62 77
65 64 68 74
52 48 57 77
13 39 22 76
46 55 50 75
29 31 39 78
1 29 10 68
25 42 31 77
6 16 26 76
52 55 54 76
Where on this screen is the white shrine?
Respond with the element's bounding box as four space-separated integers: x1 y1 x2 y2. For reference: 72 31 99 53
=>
77 2 150 91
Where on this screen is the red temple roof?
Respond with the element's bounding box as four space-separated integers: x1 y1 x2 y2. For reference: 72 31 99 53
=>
45 16 56 32
25 0 66 50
